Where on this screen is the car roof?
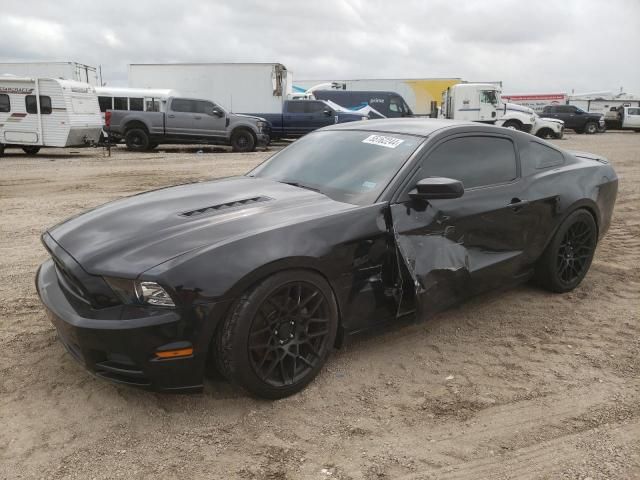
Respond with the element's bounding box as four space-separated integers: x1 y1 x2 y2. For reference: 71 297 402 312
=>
323 118 481 137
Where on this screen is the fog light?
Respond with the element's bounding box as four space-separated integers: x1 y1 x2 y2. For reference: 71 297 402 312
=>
155 347 193 359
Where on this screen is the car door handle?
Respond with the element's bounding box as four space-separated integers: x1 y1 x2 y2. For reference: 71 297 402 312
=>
168 114 175 118
508 198 530 211
194 116 202 120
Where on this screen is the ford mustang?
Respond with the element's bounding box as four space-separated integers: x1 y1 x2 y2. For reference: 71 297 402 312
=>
36 119 618 398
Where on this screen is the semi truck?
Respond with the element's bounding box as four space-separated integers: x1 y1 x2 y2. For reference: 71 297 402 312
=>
441 83 564 138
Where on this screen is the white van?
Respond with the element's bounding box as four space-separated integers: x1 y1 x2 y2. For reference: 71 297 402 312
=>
0 75 102 156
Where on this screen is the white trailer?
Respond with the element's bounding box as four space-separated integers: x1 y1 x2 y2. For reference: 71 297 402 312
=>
0 76 103 156
0 62 98 86
128 63 292 114
294 77 462 115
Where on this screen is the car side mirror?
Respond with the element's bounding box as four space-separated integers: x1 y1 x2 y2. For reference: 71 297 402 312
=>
212 108 224 117
323 109 333 116
409 177 464 200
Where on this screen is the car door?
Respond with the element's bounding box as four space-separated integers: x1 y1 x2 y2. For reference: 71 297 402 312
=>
622 107 640 129
556 105 578 129
166 98 196 136
191 100 227 138
282 101 307 136
305 101 336 130
389 133 538 317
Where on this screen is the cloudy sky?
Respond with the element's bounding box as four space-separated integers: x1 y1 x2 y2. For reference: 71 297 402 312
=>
1 0 638 95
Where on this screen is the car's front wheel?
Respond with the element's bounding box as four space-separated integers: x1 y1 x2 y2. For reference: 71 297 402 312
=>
231 129 256 152
535 209 597 293
215 270 338 398
584 121 598 134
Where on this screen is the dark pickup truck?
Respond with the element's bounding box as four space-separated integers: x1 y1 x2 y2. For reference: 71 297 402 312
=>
540 105 605 134
106 97 270 152
246 100 365 140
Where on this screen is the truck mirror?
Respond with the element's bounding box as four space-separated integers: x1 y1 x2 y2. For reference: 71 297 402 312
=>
323 109 333 116
212 108 224 117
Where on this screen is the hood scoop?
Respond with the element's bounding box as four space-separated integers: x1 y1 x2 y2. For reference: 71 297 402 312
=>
180 196 272 218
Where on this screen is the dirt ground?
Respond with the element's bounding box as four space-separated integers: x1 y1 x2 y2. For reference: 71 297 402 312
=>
1 133 638 480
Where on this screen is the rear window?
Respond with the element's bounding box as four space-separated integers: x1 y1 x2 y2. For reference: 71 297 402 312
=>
523 141 565 170
113 97 128 110
25 95 52 114
171 99 196 113
286 102 306 113
0 94 9 112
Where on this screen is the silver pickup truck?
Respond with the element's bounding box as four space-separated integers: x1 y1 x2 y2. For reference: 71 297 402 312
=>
105 97 270 152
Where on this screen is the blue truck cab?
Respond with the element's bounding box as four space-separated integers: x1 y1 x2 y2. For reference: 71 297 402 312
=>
312 90 414 118
246 99 365 140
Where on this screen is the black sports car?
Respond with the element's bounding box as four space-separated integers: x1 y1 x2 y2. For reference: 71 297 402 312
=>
36 119 618 398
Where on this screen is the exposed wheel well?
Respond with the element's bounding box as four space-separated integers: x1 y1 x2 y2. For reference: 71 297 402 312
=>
535 127 553 138
124 121 149 134
231 126 257 142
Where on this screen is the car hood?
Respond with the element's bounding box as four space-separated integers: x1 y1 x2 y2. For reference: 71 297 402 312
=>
234 113 266 122
539 117 564 125
47 176 355 277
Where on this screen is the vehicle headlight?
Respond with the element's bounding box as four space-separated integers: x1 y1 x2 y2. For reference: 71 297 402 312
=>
136 281 175 307
256 120 268 129
104 277 175 307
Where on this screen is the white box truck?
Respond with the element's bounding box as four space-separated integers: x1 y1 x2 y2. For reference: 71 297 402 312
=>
128 63 292 114
0 76 103 156
0 62 98 86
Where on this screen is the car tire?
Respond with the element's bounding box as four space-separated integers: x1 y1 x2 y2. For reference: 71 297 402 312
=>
125 128 150 151
535 209 597 293
231 129 256 153
584 122 598 134
502 120 522 131
535 128 553 139
215 270 338 399
22 146 41 155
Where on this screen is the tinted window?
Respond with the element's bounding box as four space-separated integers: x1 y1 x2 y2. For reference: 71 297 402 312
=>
25 95 52 114
389 97 401 113
0 94 9 112
557 105 575 113
628 108 640 115
251 130 423 205
171 99 196 112
286 101 306 113
305 102 326 113
542 106 554 113
98 96 112 112
193 100 214 114
113 97 128 110
129 97 144 111
523 141 565 170
419 136 517 189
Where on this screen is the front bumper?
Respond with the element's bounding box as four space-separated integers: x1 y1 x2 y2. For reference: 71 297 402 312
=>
36 259 213 392
256 132 270 147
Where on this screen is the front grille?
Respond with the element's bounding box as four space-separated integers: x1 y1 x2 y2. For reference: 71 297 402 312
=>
180 196 272 217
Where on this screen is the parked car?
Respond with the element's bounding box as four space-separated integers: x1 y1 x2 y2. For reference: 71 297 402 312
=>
532 115 564 139
36 119 617 399
540 105 604 134
614 106 640 132
312 90 414 118
106 97 269 152
247 99 364 140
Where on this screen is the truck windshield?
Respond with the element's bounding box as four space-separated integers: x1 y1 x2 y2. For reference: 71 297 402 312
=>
249 130 423 205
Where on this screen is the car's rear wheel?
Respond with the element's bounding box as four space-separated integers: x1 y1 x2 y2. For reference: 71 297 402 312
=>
22 146 41 155
535 209 597 293
125 128 150 151
584 122 598 134
215 270 338 398
231 129 256 153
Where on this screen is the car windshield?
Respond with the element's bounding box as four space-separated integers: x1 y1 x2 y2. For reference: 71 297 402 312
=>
249 130 423 205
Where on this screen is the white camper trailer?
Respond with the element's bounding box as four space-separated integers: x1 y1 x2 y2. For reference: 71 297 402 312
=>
0 76 103 156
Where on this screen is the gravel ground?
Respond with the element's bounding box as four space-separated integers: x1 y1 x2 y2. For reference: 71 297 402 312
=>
0 133 639 480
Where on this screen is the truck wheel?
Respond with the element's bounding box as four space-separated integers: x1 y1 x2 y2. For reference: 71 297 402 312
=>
584 122 598 134
536 128 553 139
502 120 522 131
231 129 256 153
22 146 41 155
125 128 150 151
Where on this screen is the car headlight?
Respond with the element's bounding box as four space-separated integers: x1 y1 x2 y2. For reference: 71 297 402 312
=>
104 277 175 307
256 121 268 128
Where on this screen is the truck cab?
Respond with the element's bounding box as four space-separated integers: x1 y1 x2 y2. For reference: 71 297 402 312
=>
441 83 536 132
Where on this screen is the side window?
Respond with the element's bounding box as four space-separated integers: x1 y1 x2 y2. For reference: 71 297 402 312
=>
25 95 52 114
113 97 128 110
129 98 144 111
389 97 401 113
145 98 160 112
417 136 517 190
628 108 640 115
480 90 498 105
193 100 214 114
523 141 565 170
98 96 112 112
305 102 326 113
286 101 306 113
0 94 10 113
543 106 553 113
171 99 195 112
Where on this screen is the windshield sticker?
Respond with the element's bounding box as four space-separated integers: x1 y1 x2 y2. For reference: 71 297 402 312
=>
362 134 405 149
362 181 377 190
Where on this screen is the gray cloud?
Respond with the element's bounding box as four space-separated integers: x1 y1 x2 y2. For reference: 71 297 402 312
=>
0 0 638 95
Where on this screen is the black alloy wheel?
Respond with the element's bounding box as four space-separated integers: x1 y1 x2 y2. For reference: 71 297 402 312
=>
248 282 332 388
231 129 255 152
215 270 338 398
125 128 150 151
556 219 595 285
535 209 597 293
584 122 598 134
